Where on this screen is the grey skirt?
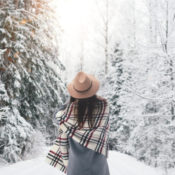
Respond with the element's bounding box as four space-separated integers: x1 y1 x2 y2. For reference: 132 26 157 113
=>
67 136 110 175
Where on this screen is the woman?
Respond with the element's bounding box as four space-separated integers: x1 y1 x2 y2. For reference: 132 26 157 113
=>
45 71 110 175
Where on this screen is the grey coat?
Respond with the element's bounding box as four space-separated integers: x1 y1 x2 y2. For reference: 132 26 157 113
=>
67 136 110 175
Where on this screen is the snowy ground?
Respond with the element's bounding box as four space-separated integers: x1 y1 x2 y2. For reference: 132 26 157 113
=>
0 150 174 175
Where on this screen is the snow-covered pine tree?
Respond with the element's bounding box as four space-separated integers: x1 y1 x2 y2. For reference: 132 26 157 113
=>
103 42 132 152
0 82 9 133
0 0 66 163
0 80 34 163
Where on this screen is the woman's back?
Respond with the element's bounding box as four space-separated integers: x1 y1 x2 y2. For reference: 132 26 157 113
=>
65 96 110 175
63 96 110 158
45 72 110 175
67 136 110 175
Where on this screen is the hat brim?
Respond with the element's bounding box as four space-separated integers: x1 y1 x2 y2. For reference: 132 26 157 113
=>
67 75 100 99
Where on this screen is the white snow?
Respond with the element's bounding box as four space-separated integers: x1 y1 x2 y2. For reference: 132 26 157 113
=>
0 149 172 175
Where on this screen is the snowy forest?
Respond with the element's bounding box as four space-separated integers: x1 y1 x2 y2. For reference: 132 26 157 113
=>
0 0 175 174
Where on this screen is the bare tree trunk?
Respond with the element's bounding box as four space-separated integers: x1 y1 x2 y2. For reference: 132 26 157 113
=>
149 0 153 43
95 0 113 75
104 0 109 75
148 0 158 44
14 0 19 9
24 0 30 11
36 0 41 14
0 1 4 8
132 0 136 48
164 0 169 54
153 0 158 44
80 39 84 71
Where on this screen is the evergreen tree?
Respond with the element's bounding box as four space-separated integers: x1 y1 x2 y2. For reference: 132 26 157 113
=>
103 42 132 152
0 0 66 163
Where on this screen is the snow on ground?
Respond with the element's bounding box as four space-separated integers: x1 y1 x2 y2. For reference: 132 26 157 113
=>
0 149 174 175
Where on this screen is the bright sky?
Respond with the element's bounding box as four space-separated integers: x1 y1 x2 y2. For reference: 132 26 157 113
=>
56 0 93 32
53 0 149 81
54 0 108 80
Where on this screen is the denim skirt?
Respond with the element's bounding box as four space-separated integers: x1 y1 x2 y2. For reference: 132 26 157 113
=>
67 136 110 175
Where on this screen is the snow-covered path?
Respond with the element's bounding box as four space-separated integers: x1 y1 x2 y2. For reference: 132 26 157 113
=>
0 150 172 175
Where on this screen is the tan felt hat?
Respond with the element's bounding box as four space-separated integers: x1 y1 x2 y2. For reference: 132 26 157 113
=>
67 71 100 99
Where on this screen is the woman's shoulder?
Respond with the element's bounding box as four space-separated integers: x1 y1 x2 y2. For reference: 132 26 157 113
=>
96 95 108 102
96 95 108 107
96 96 109 116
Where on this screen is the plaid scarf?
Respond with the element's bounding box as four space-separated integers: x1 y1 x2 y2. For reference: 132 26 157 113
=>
45 98 110 174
